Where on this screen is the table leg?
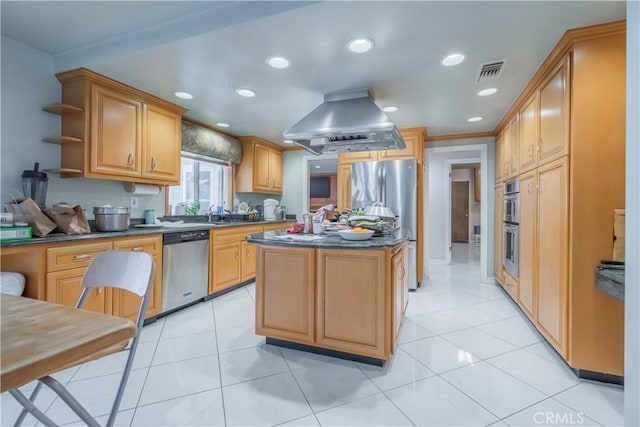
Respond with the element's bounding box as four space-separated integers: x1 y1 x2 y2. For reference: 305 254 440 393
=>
40 376 101 427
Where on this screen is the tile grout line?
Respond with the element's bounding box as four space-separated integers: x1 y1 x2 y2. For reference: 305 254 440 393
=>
277 347 322 425
210 301 228 427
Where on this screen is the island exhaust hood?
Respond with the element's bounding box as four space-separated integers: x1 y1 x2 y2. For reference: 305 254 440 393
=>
283 89 406 155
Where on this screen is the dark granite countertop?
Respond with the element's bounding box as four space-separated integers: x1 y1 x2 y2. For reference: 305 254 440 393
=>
246 229 410 249
595 265 625 302
1 219 293 248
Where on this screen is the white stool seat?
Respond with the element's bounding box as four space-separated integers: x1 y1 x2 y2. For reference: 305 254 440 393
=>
0 272 26 296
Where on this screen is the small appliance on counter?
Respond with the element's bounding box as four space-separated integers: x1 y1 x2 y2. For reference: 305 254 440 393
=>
93 206 130 231
263 199 279 221
21 163 48 208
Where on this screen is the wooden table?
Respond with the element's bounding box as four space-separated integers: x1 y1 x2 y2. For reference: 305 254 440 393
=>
1 294 136 393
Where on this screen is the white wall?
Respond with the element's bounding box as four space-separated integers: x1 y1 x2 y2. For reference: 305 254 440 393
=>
451 168 481 242
625 2 640 425
1 37 166 219
280 150 306 219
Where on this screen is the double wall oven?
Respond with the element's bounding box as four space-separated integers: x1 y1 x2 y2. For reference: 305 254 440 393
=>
503 179 519 277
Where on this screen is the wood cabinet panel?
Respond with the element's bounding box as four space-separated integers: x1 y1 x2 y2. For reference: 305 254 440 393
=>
518 171 537 319
46 267 112 315
538 58 569 165
262 222 292 233
536 157 568 354
519 94 538 172
255 246 315 343
495 132 504 183
338 151 376 163
337 163 352 211
392 245 407 349
379 128 424 162
503 270 519 301
142 104 181 183
241 241 257 282
508 114 520 177
269 149 283 192
90 84 142 177
253 144 271 192
211 242 241 293
493 184 504 284
316 249 387 358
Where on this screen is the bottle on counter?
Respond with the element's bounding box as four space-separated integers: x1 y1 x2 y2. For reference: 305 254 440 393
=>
303 213 312 234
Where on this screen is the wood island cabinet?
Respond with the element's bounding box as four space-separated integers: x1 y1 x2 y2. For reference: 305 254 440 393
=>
494 21 625 376
47 68 186 185
236 137 283 194
211 242 242 292
255 242 407 361
241 240 257 282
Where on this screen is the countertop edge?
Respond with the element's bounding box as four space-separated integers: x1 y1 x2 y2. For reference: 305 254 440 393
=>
246 231 410 249
1 220 294 248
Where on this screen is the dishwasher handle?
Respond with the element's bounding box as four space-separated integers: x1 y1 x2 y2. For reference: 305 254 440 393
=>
163 231 209 245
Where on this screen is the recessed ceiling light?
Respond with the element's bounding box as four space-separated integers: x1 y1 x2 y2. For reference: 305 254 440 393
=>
314 165 321 169
174 91 193 99
477 88 498 97
266 57 290 69
283 139 294 144
468 116 483 122
236 88 256 97
347 37 374 53
216 122 230 128
382 106 398 113
441 53 466 66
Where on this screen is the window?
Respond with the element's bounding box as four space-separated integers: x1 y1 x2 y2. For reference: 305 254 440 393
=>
168 153 230 214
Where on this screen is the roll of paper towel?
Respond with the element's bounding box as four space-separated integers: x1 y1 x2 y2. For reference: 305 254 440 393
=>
123 182 161 195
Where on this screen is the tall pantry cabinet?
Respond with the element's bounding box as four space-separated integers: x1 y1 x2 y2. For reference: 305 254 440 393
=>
495 21 626 377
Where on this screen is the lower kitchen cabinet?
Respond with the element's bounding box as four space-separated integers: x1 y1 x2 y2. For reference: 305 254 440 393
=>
46 267 113 314
45 241 113 314
518 170 537 319
210 223 290 294
241 240 257 282
255 246 315 343
112 235 163 321
211 242 242 293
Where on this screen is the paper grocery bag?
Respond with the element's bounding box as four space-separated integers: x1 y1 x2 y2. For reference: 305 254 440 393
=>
5 198 57 236
44 204 91 234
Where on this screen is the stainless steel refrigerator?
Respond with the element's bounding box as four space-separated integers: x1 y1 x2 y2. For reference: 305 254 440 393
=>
352 159 419 289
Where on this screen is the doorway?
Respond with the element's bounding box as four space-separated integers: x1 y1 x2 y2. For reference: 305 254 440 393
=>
300 154 338 215
451 181 469 243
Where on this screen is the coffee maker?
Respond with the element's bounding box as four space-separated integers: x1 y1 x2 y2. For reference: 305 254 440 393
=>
22 163 48 208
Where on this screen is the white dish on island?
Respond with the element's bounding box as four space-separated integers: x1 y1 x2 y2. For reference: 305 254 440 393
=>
338 229 375 241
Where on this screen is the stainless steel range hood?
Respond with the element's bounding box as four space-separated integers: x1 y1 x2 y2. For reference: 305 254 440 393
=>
283 89 406 155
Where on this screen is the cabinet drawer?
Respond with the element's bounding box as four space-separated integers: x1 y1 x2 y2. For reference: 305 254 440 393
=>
262 222 292 233
211 225 263 244
47 241 113 272
113 235 162 255
503 271 519 301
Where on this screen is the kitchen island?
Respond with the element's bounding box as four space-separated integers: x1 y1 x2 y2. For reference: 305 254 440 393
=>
247 230 410 365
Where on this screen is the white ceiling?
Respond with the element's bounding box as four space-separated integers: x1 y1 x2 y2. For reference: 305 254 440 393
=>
1 1 626 146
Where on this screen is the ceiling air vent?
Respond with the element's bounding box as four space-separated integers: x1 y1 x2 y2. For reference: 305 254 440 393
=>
476 60 506 82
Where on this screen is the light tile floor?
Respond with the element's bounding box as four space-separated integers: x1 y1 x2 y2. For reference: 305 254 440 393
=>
1 243 624 426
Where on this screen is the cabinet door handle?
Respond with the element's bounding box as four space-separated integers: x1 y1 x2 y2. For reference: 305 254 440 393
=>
400 265 406 279
151 157 156 171
131 247 145 252
97 287 103 295
73 254 91 261
127 153 135 168
537 139 542 158
527 181 534 194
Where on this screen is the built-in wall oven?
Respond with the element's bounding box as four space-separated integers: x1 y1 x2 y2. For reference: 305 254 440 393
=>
503 179 519 277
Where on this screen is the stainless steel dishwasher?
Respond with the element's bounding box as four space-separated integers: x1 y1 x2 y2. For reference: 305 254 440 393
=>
162 230 209 312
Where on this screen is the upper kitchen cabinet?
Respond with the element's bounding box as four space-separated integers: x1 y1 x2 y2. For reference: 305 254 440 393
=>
46 68 186 185
236 136 283 194
338 128 426 164
538 58 569 165
494 130 504 183
519 93 538 173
